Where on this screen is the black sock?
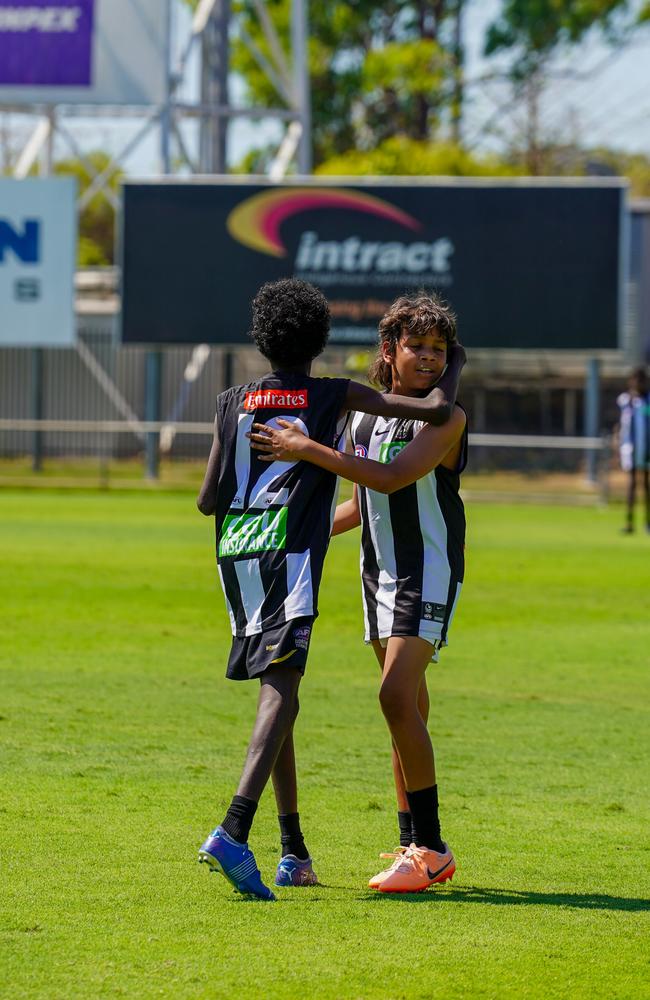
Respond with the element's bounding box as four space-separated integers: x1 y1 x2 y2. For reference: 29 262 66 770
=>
278 812 308 860
397 810 413 848
406 785 444 853
221 795 258 845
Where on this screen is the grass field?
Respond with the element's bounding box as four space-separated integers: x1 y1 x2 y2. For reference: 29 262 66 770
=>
0 456 620 505
1 490 649 1000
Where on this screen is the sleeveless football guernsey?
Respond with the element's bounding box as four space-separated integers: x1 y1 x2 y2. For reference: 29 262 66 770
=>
350 408 467 645
215 372 349 637
617 391 650 471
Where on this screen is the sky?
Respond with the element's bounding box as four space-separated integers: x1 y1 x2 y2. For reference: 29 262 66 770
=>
4 0 650 176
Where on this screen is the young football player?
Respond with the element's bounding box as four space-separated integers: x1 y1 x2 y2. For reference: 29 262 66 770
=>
197 279 466 900
249 292 466 893
616 367 650 534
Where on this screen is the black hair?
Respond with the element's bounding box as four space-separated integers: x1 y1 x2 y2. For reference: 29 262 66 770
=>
249 278 330 366
629 366 648 392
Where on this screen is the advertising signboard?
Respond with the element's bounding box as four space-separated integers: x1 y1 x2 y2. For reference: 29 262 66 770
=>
121 178 625 349
0 0 168 104
0 177 76 347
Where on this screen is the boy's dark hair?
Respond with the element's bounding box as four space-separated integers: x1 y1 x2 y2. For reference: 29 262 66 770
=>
249 278 330 367
369 293 457 390
629 366 648 393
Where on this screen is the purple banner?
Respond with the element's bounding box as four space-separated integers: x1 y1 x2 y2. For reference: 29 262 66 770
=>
0 0 95 86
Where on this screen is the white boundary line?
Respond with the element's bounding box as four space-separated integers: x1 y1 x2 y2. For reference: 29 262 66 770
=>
0 421 607 450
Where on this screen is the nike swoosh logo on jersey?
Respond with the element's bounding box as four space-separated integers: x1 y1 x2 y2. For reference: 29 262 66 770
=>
373 427 391 436
426 858 453 881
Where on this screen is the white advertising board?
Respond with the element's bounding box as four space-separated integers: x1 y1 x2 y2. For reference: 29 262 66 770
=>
0 177 76 347
0 0 168 105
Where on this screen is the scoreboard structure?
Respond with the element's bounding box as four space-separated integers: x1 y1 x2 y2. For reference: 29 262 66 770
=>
121 177 627 351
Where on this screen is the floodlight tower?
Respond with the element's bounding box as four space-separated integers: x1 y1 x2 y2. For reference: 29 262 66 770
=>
191 0 312 176
200 0 230 173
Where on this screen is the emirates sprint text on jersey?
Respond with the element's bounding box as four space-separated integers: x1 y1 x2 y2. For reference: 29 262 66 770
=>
244 389 308 411
219 508 288 557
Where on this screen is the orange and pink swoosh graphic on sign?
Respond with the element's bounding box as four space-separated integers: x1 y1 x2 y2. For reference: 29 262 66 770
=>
226 187 421 257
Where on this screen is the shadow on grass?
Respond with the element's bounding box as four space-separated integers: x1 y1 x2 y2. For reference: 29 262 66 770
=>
364 884 650 913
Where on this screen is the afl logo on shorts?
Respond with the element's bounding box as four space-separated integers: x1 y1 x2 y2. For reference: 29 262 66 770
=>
293 626 311 650
355 444 368 458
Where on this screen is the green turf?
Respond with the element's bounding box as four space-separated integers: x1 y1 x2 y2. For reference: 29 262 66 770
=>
1 491 649 999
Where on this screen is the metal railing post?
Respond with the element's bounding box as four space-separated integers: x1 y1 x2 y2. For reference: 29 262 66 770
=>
584 357 601 484
144 350 162 479
31 347 44 472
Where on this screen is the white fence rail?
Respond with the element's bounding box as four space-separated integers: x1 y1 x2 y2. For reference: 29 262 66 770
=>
0 420 613 502
0 420 606 450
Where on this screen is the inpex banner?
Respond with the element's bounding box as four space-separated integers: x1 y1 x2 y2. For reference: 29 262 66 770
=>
0 177 76 347
121 179 625 349
0 0 168 103
0 1 95 86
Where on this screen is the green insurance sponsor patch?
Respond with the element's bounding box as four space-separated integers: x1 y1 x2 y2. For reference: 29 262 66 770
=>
219 508 288 557
378 440 408 464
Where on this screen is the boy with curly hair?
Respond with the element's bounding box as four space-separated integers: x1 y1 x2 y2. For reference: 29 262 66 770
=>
196 278 465 900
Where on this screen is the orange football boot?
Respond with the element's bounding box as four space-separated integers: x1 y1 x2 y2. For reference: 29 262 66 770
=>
378 842 455 893
368 847 408 889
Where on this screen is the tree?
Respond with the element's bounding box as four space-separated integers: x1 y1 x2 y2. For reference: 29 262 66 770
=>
202 1 466 165
483 1 643 173
54 152 122 266
316 136 519 178
582 147 650 196
485 1 636 79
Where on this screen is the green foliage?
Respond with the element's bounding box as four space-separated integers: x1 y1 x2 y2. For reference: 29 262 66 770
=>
583 147 650 197
515 142 650 196
231 142 281 175
183 0 650 178
363 39 449 98
229 1 464 163
1 491 649 998
54 151 121 266
485 0 636 77
361 39 454 141
317 136 520 177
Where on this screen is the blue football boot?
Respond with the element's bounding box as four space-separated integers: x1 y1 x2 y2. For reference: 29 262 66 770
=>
275 854 318 887
198 826 276 901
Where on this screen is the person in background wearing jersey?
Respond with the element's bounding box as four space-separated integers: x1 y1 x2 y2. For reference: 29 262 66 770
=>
196 279 466 900
249 293 466 894
616 367 650 534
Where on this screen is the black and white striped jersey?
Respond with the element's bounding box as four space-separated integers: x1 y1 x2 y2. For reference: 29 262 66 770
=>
350 408 468 645
214 372 349 638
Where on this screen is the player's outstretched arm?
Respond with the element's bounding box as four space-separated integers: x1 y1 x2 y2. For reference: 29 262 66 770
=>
248 409 466 495
331 486 361 536
197 414 220 515
344 343 466 426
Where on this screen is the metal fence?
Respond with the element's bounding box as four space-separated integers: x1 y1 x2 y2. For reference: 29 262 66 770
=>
1 334 222 462
0 333 359 466
0 331 618 504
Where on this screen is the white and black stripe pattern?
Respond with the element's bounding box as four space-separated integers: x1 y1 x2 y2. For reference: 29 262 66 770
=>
351 407 467 645
214 373 349 637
